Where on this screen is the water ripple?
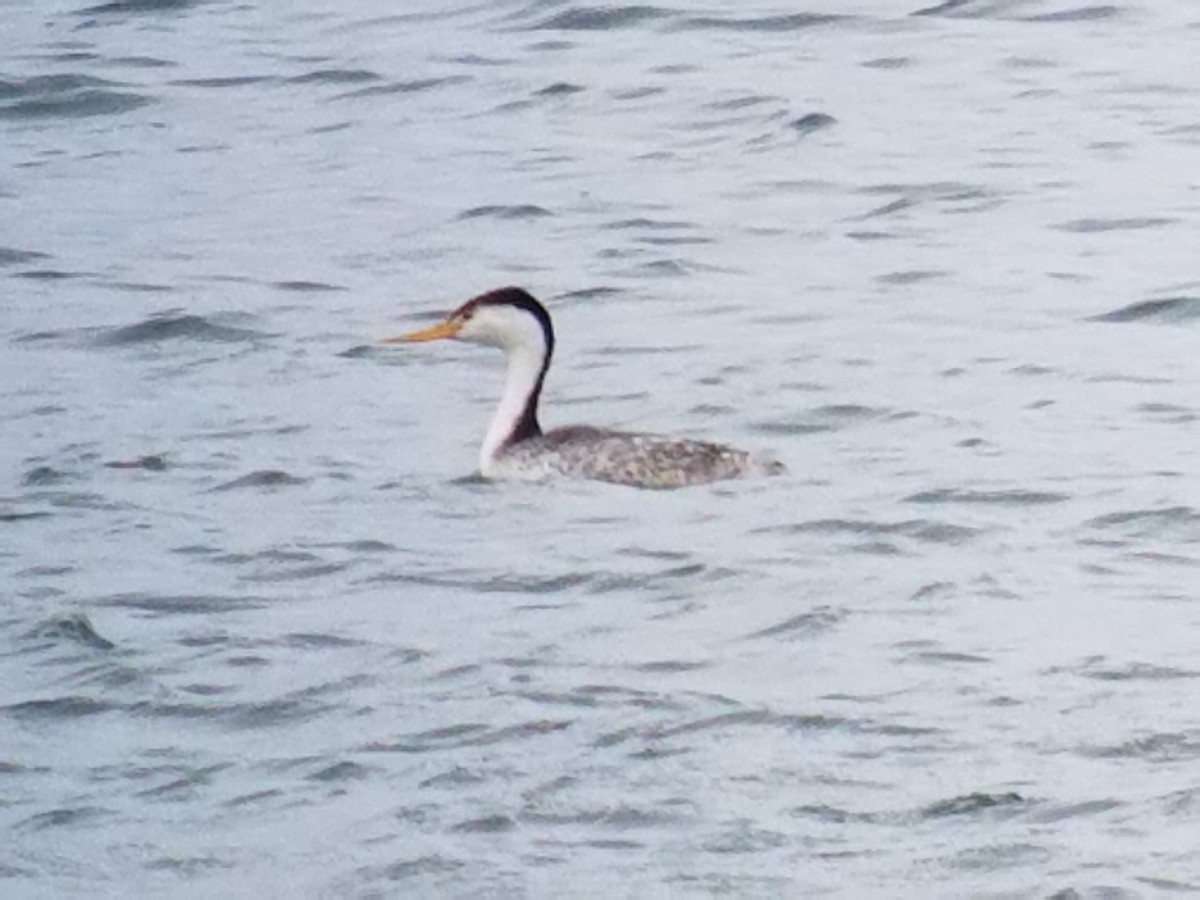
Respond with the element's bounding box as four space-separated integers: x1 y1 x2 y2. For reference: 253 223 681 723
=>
363 719 572 753
905 488 1070 505
0 74 150 120
79 0 203 14
0 247 50 266
336 76 469 100
675 12 845 32
1056 216 1175 233
1078 731 1200 762
752 403 894 435
132 697 335 731
757 518 980 546
517 5 674 31
171 76 276 89
913 1 1118 21
286 69 381 86
1024 6 1122 23
457 204 553 221
26 613 115 651
1083 506 1199 541
360 855 463 883
536 82 584 97
212 470 307 491
16 806 111 831
104 454 169 471
1091 296 1200 323
95 592 270 615
788 112 837 136
452 813 516 833
97 313 268 345
4 696 117 720
745 606 846 641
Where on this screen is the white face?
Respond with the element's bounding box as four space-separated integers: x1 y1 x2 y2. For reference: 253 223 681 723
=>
456 303 547 356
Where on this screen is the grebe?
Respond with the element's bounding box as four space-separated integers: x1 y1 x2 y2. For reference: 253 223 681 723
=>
383 287 784 489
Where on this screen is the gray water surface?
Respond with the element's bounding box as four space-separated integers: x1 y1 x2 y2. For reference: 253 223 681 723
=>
3 1 1199 897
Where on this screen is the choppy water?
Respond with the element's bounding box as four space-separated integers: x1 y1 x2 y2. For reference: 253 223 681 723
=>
3 0 1199 896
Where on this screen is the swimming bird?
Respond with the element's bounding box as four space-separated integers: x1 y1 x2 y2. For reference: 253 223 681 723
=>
383 287 784 489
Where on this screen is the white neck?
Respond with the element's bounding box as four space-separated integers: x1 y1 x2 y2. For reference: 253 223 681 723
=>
480 339 545 474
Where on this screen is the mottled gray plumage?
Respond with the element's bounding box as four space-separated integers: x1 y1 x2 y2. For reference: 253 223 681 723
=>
494 425 784 489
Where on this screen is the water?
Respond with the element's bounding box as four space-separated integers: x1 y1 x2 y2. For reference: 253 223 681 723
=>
3 0 1199 896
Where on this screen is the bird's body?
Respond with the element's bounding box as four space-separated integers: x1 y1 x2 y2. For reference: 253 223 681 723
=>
383 287 783 490
489 425 774 489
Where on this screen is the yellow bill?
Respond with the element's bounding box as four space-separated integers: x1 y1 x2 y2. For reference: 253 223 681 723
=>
380 318 461 344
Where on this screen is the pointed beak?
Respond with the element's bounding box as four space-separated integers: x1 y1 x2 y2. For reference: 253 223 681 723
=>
380 317 462 344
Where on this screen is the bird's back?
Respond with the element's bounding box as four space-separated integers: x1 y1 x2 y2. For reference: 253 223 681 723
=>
497 425 784 489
